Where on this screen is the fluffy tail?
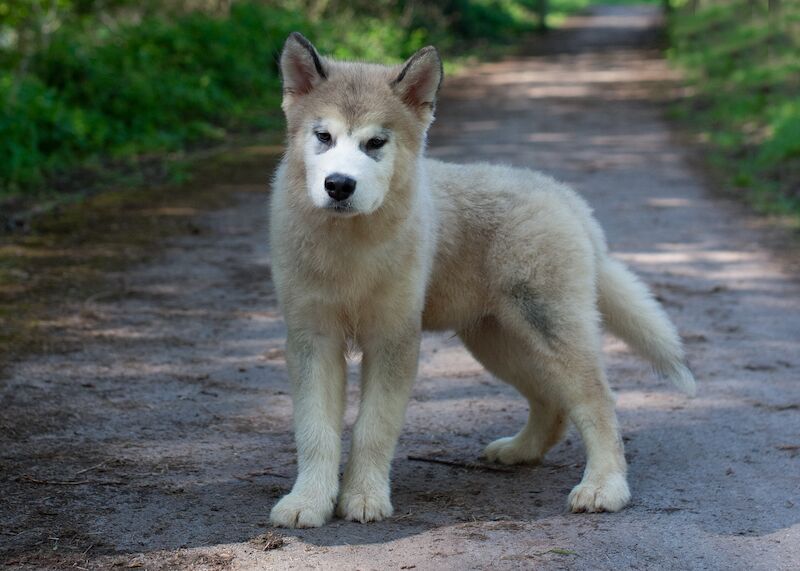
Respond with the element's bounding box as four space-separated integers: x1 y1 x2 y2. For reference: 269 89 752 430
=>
597 257 696 396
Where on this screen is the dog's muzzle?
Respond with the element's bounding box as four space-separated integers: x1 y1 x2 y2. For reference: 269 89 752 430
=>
324 173 356 202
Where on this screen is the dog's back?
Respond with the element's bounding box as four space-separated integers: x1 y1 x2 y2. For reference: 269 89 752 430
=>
423 158 695 395
422 159 602 331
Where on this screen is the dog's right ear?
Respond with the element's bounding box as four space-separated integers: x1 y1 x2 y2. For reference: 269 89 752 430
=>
280 32 327 110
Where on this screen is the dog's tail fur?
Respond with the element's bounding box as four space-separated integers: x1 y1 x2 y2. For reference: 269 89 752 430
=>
597 257 697 396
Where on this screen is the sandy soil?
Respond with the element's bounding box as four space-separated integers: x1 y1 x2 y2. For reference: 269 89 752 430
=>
2 5 799 570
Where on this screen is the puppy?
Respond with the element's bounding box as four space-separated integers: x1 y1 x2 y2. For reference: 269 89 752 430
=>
268 32 695 528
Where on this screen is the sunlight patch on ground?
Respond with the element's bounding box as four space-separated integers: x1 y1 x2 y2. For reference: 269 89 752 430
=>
483 67 681 87
564 10 659 31
616 250 762 265
616 390 719 411
525 132 573 143
647 197 694 208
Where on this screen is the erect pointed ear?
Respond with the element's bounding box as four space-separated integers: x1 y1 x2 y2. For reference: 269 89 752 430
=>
280 32 327 110
391 46 443 114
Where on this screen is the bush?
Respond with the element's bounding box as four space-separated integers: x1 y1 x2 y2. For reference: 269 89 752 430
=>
669 0 800 214
0 0 555 196
0 3 307 194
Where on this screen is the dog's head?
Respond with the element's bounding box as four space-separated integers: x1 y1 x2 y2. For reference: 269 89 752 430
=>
279 32 442 217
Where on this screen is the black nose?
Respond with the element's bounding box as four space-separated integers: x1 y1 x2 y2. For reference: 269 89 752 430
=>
324 173 356 202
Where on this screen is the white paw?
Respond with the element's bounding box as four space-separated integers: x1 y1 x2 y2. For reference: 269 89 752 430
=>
337 488 393 523
270 491 335 528
568 472 630 513
484 435 542 465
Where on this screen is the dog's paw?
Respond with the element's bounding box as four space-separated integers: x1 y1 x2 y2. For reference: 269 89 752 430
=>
484 435 542 465
568 472 630 513
337 489 393 523
270 491 335 528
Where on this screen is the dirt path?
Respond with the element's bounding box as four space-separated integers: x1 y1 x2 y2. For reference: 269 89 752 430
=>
2 6 799 570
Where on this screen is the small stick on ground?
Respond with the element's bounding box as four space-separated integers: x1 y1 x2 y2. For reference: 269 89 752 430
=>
234 470 289 482
74 461 107 476
248 470 289 479
16 475 124 486
407 455 514 473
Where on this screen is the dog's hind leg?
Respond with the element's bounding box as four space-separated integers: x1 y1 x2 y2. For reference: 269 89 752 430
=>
459 318 568 465
540 349 630 513
490 284 631 513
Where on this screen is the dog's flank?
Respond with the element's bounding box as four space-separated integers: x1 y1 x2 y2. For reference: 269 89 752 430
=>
268 32 695 528
510 282 556 342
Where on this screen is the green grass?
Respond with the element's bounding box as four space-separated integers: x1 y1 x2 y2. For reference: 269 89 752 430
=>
0 0 668 201
668 0 800 217
0 3 304 197
0 1 544 199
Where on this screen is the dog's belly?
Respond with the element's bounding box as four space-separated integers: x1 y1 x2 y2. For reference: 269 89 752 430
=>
421 265 490 332
420 197 495 332
421 295 468 331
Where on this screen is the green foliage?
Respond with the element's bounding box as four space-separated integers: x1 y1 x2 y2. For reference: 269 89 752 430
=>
0 3 310 194
669 0 800 215
0 0 658 197
0 1 550 196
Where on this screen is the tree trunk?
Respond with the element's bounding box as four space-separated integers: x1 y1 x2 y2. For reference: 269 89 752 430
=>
536 0 549 32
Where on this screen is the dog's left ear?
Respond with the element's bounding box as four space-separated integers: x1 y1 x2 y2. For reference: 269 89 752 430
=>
392 46 443 116
280 32 327 111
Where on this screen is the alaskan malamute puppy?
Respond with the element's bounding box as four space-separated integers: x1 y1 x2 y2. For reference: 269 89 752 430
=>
269 32 695 528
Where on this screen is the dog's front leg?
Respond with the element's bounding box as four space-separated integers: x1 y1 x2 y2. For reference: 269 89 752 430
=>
338 324 421 523
270 329 346 528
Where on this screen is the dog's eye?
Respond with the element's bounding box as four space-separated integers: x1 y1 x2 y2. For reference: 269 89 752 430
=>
316 131 332 144
366 137 386 150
